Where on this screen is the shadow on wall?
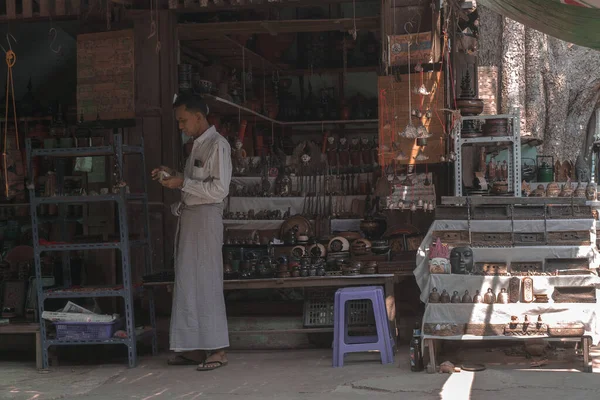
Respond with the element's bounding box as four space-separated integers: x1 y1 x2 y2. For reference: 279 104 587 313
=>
0 21 79 112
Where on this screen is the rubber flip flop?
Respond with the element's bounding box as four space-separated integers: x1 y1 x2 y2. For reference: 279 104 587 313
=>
196 360 228 371
168 355 200 366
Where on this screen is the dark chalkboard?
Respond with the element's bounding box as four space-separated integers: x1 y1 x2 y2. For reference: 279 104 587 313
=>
77 29 135 121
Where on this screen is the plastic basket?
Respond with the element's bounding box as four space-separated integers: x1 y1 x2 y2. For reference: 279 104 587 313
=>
54 318 123 341
303 288 375 327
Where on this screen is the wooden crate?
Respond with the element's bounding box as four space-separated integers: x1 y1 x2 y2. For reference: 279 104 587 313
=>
512 205 545 220
471 205 511 220
545 258 589 272
510 261 543 275
431 230 469 245
474 262 508 276
435 206 469 220
546 231 591 246
471 232 512 247
513 232 545 246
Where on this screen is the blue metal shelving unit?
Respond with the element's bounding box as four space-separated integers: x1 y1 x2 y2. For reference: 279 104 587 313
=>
26 133 157 370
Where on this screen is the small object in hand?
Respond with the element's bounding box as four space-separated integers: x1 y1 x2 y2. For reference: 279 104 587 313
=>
158 170 171 181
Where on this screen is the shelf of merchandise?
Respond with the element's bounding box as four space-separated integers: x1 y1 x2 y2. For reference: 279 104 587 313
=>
26 133 157 370
418 215 599 373
453 112 522 197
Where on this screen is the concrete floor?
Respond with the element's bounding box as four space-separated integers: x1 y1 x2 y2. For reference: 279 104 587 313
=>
1 346 600 400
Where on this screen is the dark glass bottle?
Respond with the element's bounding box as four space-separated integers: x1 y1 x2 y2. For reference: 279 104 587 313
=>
409 322 424 372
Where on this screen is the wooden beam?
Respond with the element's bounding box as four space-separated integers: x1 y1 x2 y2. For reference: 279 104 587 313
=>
178 17 380 39
6 0 17 19
23 0 33 18
176 0 378 13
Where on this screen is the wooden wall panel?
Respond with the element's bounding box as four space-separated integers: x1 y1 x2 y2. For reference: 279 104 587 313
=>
378 72 446 165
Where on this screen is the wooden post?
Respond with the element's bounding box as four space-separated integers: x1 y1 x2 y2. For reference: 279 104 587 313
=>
56 0 66 15
6 0 17 19
70 0 81 14
40 0 50 17
23 0 33 18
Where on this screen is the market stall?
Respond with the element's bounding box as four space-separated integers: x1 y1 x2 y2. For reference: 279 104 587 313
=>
415 196 600 373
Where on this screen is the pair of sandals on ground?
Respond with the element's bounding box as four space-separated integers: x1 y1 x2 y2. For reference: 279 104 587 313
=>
168 350 228 371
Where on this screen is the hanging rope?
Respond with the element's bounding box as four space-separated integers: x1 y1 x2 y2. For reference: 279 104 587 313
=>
3 44 19 197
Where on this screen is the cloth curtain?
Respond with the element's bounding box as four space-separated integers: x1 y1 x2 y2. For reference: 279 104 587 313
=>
478 0 600 50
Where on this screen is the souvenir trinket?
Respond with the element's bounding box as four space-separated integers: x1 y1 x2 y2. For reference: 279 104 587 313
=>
428 287 440 303
574 181 586 198
428 237 451 274
586 181 597 201
496 288 509 304
450 247 473 274
546 182 560 197
440 289 451 303
509 277 521 303
451 291 461 303
473 290 483 303
522 277 534 303
462 290 472 303
483 288 495 304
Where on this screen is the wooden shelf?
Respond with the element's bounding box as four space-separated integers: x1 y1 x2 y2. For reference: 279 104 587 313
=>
280 66 379 76
204 94 278 123
178 17 380 39
183 36 287 75
206 94 378 126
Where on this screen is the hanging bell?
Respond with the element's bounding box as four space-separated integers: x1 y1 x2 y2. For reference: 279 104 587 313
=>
414 148 429 161
400 124 418 139
449 152 457 161
428 202 435 211
439 155 446 162
417 199 424 207
410 202 417 212
416 125 430 139
426 110 432 119
383 123 391 131
411 109 418 117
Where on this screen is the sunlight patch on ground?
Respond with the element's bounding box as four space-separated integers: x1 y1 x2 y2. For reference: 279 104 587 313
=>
439 371 474 400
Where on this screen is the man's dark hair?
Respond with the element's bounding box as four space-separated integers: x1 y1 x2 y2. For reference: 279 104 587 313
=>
173 93 209 117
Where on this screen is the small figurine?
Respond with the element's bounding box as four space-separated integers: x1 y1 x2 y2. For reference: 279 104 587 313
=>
440 289 451 303
428 237 451 274
326 136 338 166
429 287 441 303
451 290 461 303
483 288 495 304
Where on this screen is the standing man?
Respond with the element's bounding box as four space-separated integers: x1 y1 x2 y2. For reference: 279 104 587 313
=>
152 93 232 371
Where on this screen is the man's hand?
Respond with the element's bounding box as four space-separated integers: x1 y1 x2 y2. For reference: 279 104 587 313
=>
160 176 184 190
151 166 176 181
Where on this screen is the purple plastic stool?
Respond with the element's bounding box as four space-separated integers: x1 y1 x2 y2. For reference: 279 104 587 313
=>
332 286 394 367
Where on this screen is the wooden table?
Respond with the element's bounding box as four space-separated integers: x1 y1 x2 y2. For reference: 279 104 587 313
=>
424 335 593 373
145 274 398 339
0 322 42 370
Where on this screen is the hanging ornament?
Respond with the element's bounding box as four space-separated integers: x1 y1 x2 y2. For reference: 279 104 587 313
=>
428 202 435 212
449 152 457 161
418 84 431 96
439 155 446 162
417 198 424 208
416 125 431 139
426 109 432 119
410 202 417 212
414 148 429 161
